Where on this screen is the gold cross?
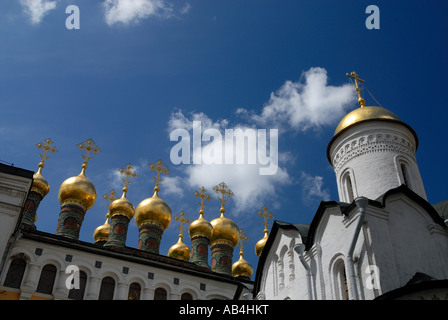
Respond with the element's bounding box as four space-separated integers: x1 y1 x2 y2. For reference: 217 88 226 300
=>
103 190 117 217
237 229 249 255
174 211 190 237
258 206 273 233
149 159 169 194
118 164 137 195
213 182 234 214
77 139 101 170
346 71 366 107
194 186 211 215
36 138 57 169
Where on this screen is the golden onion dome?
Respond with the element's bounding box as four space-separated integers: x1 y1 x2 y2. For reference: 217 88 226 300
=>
168 236 191 261
134 192 172 230
58 167 96 211
255 233 269 258
232 254 253 278
31 167 50 198
93 215 110 243
210 209 240 248
189 212 213 240
109 193 135 220
334 106 402 136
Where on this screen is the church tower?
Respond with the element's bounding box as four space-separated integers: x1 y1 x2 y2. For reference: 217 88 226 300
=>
327 72 427 202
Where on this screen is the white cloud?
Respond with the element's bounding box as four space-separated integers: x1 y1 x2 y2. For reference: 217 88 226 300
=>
102 0 175 26
19 0 57 24
250 67 356 132
299 171 330 203
168 110 291 213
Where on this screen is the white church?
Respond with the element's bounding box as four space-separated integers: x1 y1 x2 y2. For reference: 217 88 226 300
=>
252 72 448 300
0 71 447 301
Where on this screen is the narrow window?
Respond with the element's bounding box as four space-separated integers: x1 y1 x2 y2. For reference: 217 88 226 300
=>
36 264 57 294
98 276 115 300
128 282 141 300
401 163 410 187
68 271 87 300
334 260 349 300
3 257 27 289
154 287 167 300
345 175 355 203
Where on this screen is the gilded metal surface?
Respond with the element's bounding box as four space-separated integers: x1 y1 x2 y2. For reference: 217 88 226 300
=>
334 106 401 136
232 229 253 278
255 206 273 257
93 190 116 243
58 139 100 211
210 182 239 248
135 160 172 230
168 212 191 261
109 165 136 220
31 138 57 198
189 187 213 239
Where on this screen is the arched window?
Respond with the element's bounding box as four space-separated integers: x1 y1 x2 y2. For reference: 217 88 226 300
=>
154 287 167 300
36 264 57 295
345 175 355 203
68 270 88 300
333 260 349 300
3 257 27 289
128 282 141 300
400 163 411 187
181 292 193 300
98 276 115 300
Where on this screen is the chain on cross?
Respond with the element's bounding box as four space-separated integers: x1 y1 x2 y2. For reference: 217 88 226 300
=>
118 164 137 195
149 159 169 194
36 138 57 169
346 71 366 107
77 139 101 170
174 211 190 237
213 182 234 213
258 206 273 233
194 186 211 215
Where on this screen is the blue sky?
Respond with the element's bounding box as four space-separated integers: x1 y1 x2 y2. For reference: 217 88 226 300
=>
1 0 447 280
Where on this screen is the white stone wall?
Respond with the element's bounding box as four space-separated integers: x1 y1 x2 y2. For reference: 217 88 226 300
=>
328 121 427 202
0 170 32 263
257 198 448 300
0 237 238 300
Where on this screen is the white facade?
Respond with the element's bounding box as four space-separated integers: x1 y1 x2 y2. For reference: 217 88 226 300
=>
0 232 246 300
255 192 448 300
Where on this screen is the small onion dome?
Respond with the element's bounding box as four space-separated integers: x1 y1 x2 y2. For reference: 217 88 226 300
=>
168 236 191 261
31 167 50 198
255 233 268 258
189 210 213 240
134 192 172 230
232 254 253 278
93 215 110 243
109 193 135 220
58 167 96 211
210 208 239 248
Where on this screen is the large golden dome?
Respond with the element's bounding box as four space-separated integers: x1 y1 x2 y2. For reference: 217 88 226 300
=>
168 236 191 261
93 215 110 243
189 213 213 239
210 209 240 248
134 193 172 230
32 167 50 198
58 168 96 211
334 106 402 136
109 194 135 220
232 254 253 278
